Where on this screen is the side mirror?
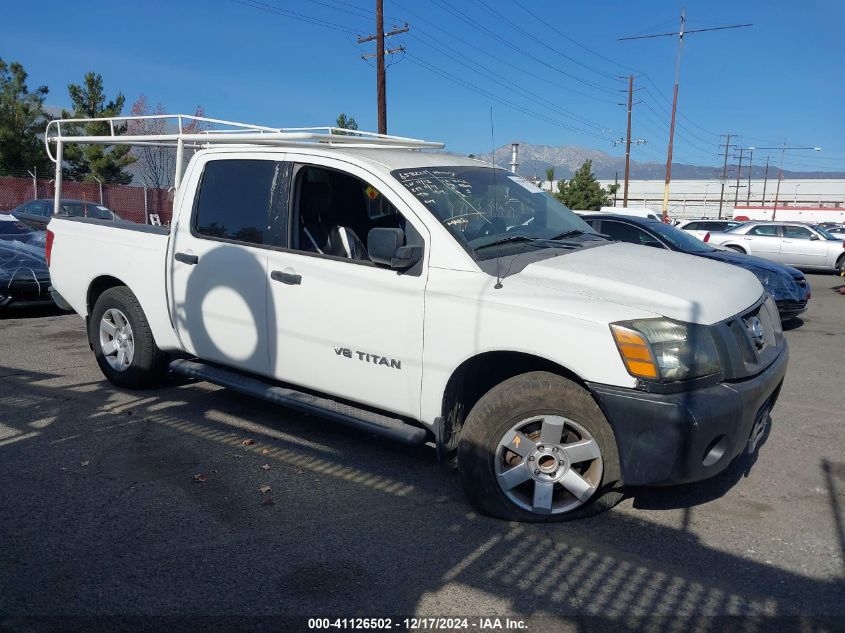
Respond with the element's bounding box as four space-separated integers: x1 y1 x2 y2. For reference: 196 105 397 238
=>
809 234 819 241
367 228 423 270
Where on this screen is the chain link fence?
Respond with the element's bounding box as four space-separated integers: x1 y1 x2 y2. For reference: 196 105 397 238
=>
0 175 173 225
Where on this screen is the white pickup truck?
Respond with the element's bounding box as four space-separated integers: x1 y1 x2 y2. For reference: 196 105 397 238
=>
45 116 788 521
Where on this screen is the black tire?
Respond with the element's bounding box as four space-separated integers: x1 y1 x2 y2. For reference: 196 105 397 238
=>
458 371 623 522
836 254 845 276
89 286 168 389
726 245 746 254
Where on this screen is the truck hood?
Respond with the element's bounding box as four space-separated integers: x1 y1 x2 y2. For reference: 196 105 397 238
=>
514 242 762 325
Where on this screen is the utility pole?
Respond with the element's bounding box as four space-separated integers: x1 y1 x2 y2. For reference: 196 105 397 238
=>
717 134 733 219
620 13 752 223
358 1 408 134
624 75 634 208
732 148 745 208
743 143 821 219
745 149 753 205
613 171 619 206
761 156 770 205
614 74 644 208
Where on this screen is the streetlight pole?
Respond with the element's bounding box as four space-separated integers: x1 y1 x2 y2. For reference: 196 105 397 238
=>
745 144 821 220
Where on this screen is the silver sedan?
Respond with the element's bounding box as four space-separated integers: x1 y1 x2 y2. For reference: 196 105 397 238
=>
708 221 845 273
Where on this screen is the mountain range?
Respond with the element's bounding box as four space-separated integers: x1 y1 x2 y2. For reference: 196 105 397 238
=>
477 143 845 181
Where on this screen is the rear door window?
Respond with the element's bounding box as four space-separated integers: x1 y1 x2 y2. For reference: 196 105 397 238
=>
749 225 780 237
194 160 278 245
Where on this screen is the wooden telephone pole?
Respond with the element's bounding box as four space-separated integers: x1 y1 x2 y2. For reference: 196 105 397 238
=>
358 0 408 134
620 12 752 222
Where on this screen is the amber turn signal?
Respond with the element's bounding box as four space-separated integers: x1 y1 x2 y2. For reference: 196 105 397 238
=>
610 324 659 379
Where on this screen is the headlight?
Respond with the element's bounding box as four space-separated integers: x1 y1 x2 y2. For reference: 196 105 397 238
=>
753 270 791 294
610 318 721 383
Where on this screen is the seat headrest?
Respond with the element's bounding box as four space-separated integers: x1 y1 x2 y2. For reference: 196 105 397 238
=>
301 181 333 219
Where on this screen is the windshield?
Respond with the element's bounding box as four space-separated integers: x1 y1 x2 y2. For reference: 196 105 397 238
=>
647 221 714 253
392 166 600 260
813 225 839 240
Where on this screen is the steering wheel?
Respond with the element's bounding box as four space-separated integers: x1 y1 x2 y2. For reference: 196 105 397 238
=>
466 216 506 240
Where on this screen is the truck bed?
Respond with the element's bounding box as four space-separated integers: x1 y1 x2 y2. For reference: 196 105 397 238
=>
47 216 182 351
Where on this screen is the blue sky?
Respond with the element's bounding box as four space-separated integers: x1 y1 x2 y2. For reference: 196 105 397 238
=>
3 0 844 172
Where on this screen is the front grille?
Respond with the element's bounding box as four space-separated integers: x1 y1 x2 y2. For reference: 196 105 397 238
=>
712 295 784 380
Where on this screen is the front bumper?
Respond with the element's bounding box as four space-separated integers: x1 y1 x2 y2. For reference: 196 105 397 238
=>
587 343 788 486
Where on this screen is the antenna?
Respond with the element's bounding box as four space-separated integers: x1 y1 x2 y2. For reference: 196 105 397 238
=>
491 106 503 290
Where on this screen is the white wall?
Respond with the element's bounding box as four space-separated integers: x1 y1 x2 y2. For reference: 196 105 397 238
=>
542 178 845 219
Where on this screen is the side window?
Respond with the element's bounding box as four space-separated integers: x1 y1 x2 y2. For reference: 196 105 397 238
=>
684 222 700 230
783 225 812 240
601 221 656 246
292 165 418 263
194 160 277 245
25 201 46 216
749 225 779 237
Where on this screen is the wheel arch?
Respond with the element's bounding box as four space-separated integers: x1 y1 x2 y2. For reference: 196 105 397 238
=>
436 350 591 458
87 275 130 316
85 275 179 352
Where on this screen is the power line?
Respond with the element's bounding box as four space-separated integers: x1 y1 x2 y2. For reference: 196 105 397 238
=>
620 10 752 218
232 0 360 34
407 28 619 135
404 54 613 142
427 0 622 96
468 0 624 81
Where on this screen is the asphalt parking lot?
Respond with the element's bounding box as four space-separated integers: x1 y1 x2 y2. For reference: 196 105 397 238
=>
0 274 843 631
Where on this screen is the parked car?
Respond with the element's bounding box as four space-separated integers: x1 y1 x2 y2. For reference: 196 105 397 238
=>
707 221 845 274
581 214 811 320
0 213 40 243
826 225 845 237
11 198 122 230
676 219 744 241
47 117 788 522
0 238 53 308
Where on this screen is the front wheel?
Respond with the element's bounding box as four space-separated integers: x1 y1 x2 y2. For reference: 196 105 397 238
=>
726 245 746 254
458 372 623 522
89 286 168 389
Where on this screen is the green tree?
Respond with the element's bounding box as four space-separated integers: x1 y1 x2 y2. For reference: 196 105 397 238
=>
0 58 51 176
554 160 613 210
62 72 134 184
334 113 358 135
544 166 555 193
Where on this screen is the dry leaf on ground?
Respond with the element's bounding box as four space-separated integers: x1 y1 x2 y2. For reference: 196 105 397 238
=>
258 485 272 494
261 464 271 470
80 460 90 467
193 474 208 483
242 439 255 446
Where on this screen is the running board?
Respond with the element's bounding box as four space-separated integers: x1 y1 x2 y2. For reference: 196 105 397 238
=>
169 359 429 446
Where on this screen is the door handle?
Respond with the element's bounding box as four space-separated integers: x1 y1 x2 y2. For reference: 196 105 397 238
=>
271 270 302 285
175 252 199 265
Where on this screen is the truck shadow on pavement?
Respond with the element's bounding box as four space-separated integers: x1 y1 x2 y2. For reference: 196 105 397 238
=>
0 365 842 631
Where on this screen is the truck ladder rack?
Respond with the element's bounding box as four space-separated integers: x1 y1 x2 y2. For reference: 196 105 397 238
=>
44 114 445 212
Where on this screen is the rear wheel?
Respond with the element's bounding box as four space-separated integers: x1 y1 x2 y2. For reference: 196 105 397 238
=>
836 254 845 276
458 371 623 522
89 287 168 389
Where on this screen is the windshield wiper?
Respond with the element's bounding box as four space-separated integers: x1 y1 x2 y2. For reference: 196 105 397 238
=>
549 229 586 240
474 235 581 251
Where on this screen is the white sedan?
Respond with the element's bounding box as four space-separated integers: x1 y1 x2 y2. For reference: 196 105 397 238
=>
708 221 845 273
675 219 744 241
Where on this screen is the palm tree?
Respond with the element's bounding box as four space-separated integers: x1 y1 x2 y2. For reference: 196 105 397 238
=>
545 166 555 193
